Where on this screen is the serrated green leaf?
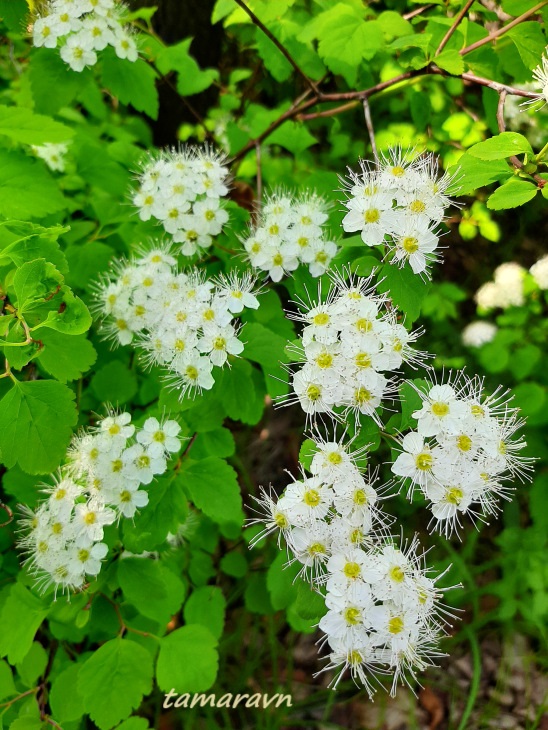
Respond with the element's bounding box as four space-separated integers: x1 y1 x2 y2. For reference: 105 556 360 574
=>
487 178 538 210
447 153 512 195
118 558 185 624
377 264 431 322
0 659 16 702
49 663 85 723
0 150 65 220
91 360 138 405
0 584 48 665
183 586 226 640
78 638 153 730
101 50 159 120
435 49 464 75
37 331 96 383
181 457 244 527
156 625 218 693
468 132 533 160
0 106 73 145
0 380 77 474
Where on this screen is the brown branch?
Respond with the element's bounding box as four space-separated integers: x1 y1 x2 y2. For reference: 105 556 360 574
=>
362 97 378 163
459 0 548 55
497 89 507 132
255 142 262 212
435 0 475 55
403 4 436 19
232 0 320 95
298 100 360 120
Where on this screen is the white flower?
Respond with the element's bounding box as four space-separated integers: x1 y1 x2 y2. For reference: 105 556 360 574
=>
68 542 108 577
412 383 469 437
530 53 548 106
389 215 440 276
60 33 97 71
277 477 332 526
33 16 61 48
462 321 497 347
391 432 448 494
113 31 138 62
73 501 116 547
342 194 393 247
136 417 181 457
530 254 548 289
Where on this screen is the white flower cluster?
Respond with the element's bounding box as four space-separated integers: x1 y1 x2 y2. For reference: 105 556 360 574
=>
461 321 498 348
32 142 70 172
19 411 182 595
243 191 338 282
528 50 548 107
94 246 259 397
530 254 548 290
133 148 230 257
250 431 451 697
392 373 533 537
33 0 138 72
475 262 525 310
285 271 425 420
341 149 455 278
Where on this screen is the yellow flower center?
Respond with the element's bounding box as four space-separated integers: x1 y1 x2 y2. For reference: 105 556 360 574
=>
457 435 472 451
364 208 380 224
186 365 198 380
389 566 405 583
213 337 226 350
391 165 405 177
353 489 367 505
306 384 321 402
415 452 432 470
109 424 121 435
315 352 333 369
308 542 326 555
327 451 342 465
388 616 404 634
303 489 320 507
78 549 89 562
313 312 329 326
272 253 283 266
84 512 96 525
354 387 371 405
447 487 463 505
409 199 426 213
355 318 372 333
344 607 361 625
471 404 484 417
274 512 288 528
355 352 371 368
402 236 419 254
343 561 361 579
431 401 449 416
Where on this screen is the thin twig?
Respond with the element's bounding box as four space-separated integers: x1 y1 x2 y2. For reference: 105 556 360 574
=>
459 0 548 55
298 100 360 121
403 4 436 19
362 97 378 164
0 502 13 528
435 0 475 55
496 89 507 132
231 0 320 96
147 60 213 141
255 142 262 213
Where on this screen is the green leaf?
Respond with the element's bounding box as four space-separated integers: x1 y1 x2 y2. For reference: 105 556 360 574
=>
0 0 28 31
468 132 533 160
78 638 154 730
293 581 327 621
512 382 546 417
101 50 159 119
507 22 547 69
12 258 63 313
377 264 431 322
268 121 317 155
447 153 512 195
118 558 186 624
317 13 384 85
298 438 317 471
487 178 538 210
91 360 138 405
49 663 85 723
0 149 65 220
0 659 16 701
183 586 226 640
122 475 188 552
0 106 73 145
64 242 115 290
156 625 218 693
219 551 248 578
434 49 464 75
181 457 244 527
241 322 289 397
29 49 91 115
0 584 48 665
0 380 78 474
216 359 264 425
156 39 219 97
37 331 96 383
16 642 48 688
267 551 300 610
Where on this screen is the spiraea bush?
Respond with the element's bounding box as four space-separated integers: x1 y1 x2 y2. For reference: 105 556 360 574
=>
0 0 546 728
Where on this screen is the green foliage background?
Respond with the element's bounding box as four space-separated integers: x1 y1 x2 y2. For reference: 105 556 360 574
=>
0 0 546 728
